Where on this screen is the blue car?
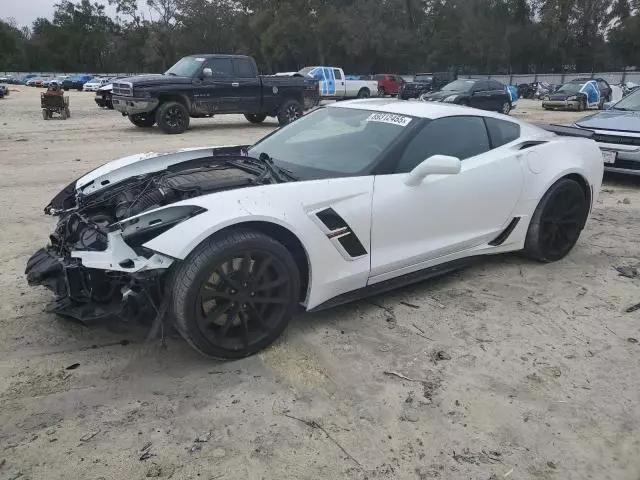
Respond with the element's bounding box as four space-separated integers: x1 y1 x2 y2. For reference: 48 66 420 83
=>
542 78 612 111
575 88 640 176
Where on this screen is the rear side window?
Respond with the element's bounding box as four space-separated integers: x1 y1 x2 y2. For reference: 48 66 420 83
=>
395 116 490 173
485 117 521 148
208 58 234 77
489 80 505 91
234 58 255 78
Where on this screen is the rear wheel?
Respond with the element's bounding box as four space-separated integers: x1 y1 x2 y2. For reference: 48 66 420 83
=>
170 229 301 359
378 87 386 97
277 99 303 126
524 178 589 262
500 101 511 115
357 88 370 99
129 113 156 128
245 113 267 124
65 108 71 118
42 109 48 120
60 109 68 120
156 101 190 134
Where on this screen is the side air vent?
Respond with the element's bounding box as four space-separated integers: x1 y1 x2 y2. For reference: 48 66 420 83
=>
489 217 521 246
316 208 348 230
518 141 547 150
315 208 367 258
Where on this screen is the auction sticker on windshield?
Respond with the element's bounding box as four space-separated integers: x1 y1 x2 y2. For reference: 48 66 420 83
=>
367 113 412 127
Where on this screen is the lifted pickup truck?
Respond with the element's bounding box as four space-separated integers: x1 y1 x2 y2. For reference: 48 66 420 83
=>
112 54 320 134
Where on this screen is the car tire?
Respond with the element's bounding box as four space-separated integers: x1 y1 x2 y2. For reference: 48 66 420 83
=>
357 88 370 99
65 108 71 118
577 98 586 111
42 109 48 120
524 178 589 263
500 101 511 115
245 114 267 124
378 87 386 97
129 113 156 128
60 109 68 120
277 99 303 126
156 101 190 134
170 228 301 359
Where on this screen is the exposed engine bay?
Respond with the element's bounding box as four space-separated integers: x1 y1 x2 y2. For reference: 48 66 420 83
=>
26 147 284 323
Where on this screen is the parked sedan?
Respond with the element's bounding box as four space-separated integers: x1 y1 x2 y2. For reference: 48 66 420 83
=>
83 77 112 92
575 88 640 176
421 79 513 114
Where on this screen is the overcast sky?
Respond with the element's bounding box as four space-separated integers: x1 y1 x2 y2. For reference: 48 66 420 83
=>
4 0 149 27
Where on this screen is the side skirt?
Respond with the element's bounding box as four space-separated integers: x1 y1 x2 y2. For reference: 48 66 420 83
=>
309 256 479 312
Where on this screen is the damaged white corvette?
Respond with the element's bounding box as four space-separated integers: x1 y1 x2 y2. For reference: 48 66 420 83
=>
27 100 604 358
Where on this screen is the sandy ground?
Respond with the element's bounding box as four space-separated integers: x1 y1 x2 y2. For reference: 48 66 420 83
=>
0 91 639 480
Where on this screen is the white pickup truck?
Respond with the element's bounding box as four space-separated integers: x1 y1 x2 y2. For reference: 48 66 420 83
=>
298 66 379 100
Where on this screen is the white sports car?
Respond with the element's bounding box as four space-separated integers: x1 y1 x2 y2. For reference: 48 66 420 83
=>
26 100 604 358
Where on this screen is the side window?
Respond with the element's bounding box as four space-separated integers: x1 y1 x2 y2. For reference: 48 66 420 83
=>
472 80 487 92
311 68 324 81
597 80 608 90
333 69 343 80
233 58 255 78
485 117 521 148
208 58 233 77
396 116 490 173
490 80 505 91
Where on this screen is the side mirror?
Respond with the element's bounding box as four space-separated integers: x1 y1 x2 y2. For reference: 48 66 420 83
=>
202 67 213 78
405 155 461 187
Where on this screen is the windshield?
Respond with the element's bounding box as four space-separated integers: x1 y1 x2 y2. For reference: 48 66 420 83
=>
442 80 475 92
558 83 582 93
414 75 433 82
612 89 640 111
298 67 315 76
165 57 206 77
248 107 414 178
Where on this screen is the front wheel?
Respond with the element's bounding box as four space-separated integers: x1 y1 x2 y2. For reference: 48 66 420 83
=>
524 178 589 262
277 99 303 126
245 113 267 124
170 229 301 359
129 113 156 128
156 101 190 134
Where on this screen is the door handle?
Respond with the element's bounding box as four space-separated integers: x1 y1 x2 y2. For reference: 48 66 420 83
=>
231 82 239 87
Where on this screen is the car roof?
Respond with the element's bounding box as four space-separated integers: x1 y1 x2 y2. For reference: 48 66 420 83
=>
330 98 512 121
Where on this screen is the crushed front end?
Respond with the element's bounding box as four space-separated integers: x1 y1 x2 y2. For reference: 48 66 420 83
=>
26 147 273 324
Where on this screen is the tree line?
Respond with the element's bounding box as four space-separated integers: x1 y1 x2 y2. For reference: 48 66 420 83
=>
1 0 640 76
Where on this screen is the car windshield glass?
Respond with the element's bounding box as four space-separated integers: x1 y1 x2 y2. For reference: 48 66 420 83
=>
441 80 475 92
298 67 314 76
558 83 582 93
165 57 205 77
612 89 640 111
414 75 433 82
248 107 414 178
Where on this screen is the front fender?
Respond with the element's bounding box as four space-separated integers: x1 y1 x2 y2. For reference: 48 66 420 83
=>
142 178 375 309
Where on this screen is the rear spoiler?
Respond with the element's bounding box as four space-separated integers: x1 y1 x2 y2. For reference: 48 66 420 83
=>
535 123 594 139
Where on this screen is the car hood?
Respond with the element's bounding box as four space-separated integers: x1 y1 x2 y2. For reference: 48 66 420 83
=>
45 145 248 214
120 74 191 87
576 110 640 133
98 84 113 92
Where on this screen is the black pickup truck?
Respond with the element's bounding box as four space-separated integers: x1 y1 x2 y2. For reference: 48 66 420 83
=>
112 54 320 134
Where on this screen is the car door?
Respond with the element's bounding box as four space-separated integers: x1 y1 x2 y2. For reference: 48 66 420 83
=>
233 57 261 113
488 80 510 111
194 57 236 113
469 80 490 109
333 68 346 97
369 115 524 283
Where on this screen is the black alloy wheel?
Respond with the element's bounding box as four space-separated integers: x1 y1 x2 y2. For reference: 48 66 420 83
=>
171 229 300 358
501 101 511 115
129 113 155 128
277 99 303 126
524 178 589 262
156 101 190 134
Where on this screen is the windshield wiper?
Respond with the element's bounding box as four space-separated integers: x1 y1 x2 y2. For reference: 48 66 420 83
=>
258 152 298 182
